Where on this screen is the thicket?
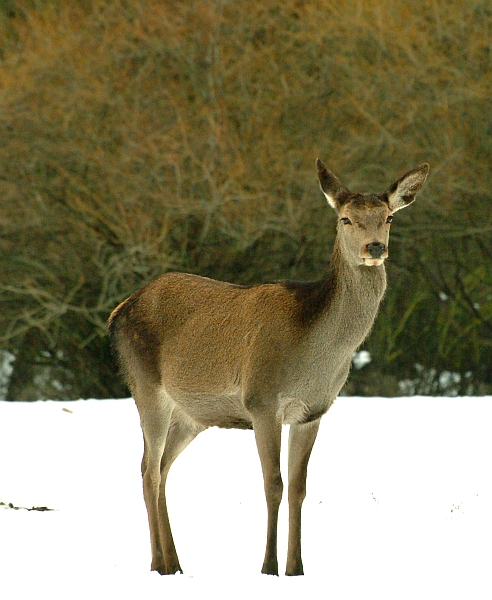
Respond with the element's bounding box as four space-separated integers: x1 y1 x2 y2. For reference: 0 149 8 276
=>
0 0 491 399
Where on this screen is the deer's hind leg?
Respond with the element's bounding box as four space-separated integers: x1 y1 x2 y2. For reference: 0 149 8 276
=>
138 389 201 575
156 411 203 575
138 389 173 575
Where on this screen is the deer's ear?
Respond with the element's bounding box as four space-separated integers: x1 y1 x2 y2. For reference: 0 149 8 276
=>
386 163 429 212
316 158 347 212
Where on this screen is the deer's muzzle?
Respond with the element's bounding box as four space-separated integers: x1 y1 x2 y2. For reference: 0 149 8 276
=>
366 242 386 259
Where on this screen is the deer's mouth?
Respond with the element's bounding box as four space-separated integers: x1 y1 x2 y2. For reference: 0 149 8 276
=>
362 257 385 267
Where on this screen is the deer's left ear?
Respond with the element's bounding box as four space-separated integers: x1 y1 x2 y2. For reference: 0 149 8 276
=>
386 163 429 212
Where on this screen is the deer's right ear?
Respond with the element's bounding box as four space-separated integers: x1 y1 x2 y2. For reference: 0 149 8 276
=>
316 158 346 212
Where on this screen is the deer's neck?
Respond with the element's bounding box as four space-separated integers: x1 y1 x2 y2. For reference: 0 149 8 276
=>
331 244 387 308
314 243 387 346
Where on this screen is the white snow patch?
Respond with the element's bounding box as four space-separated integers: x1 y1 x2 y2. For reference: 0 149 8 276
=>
1 396 492 599
352 349 372 369
0 350 15 400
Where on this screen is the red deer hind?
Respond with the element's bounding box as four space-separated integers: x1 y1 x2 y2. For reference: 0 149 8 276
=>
109 159 429 576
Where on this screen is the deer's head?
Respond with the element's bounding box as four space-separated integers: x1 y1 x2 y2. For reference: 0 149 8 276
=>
317 159 429 267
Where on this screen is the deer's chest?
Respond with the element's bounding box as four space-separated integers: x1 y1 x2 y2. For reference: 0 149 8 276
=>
278 292 381 424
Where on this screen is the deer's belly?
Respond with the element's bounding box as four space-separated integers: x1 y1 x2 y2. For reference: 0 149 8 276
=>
167 385 254 430
165 354 352 429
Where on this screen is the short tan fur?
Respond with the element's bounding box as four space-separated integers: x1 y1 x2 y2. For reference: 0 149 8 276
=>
109 159 429 576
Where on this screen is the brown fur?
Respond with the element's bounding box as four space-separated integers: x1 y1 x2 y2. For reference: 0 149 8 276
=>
108 159 429 576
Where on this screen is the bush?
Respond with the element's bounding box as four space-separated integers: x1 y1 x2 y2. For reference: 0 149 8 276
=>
0 0 491 398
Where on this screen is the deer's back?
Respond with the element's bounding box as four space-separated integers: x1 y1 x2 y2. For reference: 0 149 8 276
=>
110 272 301 381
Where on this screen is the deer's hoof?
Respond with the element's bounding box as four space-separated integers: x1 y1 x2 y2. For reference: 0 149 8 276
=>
261 561 279 576
285 568 304 576
152 563 183 576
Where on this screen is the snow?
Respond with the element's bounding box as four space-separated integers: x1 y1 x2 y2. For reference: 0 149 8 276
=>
1 396 491 599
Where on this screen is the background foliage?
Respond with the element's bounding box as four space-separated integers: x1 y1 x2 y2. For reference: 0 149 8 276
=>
0 0 491 399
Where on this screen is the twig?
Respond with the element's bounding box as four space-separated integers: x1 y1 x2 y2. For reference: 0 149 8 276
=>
0 501 54 512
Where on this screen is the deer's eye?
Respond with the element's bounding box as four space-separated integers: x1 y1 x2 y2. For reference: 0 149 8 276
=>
386 215 394 224
341 217 352 225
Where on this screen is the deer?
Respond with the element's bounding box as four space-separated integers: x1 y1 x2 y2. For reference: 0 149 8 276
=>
108 159 429 576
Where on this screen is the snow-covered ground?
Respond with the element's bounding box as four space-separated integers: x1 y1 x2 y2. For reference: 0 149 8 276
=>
1 396 491 599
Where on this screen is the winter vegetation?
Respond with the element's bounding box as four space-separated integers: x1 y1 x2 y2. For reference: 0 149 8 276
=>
0 0 491 399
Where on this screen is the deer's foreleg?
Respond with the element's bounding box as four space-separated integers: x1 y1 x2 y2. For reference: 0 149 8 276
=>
252 414 283 576
286 419 320 576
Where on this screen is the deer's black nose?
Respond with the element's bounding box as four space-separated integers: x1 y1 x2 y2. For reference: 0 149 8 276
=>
367 242 386 258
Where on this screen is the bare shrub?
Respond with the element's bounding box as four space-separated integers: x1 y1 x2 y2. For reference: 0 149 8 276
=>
0 0 491 397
